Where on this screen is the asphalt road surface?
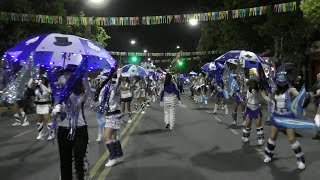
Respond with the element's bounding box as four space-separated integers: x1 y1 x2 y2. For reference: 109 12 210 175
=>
0 94 320 180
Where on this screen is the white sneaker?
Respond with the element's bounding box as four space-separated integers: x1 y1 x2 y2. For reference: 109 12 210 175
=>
205 100 208 105
141 111 146 114
96 134 102 142
128 119 133 124
297 161 306 170
21 121 30 127
47 134 55 141
232 121 236 125
105 159 118 167
242 137 249 143
36 133 44 140
225 109 229 115
12 122 21 126
264 156 272 163
169 127 174 130
258 139 264 146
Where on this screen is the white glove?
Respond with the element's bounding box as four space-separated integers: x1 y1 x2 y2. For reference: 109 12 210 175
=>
160 101 164 106
52 104 61 116
314 114 320 128
178 101 182 107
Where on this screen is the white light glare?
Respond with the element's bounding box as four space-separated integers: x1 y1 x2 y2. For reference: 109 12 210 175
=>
189 18 198 26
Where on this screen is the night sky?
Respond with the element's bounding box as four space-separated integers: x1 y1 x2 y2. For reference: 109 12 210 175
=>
79 0 202 54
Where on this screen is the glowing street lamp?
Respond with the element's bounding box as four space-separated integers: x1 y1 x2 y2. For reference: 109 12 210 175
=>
144 49 148 53
176 46 180 49
89 0 105 4
189 18 198 26
130 40 136 45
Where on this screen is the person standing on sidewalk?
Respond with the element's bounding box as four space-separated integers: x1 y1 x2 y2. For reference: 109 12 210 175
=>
160 73 181 130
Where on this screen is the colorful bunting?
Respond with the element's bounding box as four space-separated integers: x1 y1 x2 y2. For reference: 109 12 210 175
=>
110 51 218 57
0 1 299 26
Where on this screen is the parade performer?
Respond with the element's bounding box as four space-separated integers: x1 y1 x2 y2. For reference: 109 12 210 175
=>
160 73 181 130
310 73 320 139
262 71 306 170
53 78 90 180
242 78 264 145
194 74 205 103
11 87 29 127
132 76 146 114
212 77 228 115
231 73 246 125
103 74 125 167
31 75 54 140
120 74 133 123
150 77 157 102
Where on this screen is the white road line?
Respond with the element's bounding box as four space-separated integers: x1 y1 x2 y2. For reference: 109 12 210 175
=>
181 104 187 108
230 129 239 135
214 117 222 122
13 130 33 138
200 105 204 108
206 110 212 114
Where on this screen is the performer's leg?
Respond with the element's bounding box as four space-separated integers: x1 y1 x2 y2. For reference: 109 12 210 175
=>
114 139 124 162
20 108 29 126
255 115 264 145
45 114 55 140
12 103 21 126
104 127 118 167
73 127 89 179
264 126 278 163
164 100 170 128
232 102 238 125
169 103 176 130
287 129 306 169
36 115 44 140
242 117 251 143
58 126 73 180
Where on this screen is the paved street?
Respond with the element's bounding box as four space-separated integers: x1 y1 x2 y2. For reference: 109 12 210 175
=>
1 94 320 180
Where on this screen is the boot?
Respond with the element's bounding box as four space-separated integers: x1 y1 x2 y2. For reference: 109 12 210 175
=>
105 141 118 167
36 122 44 140
141 103 146 114
114 140 124 162
133 104 138 113
264 138 276 163
12 114 21 126
47 123 55 141
232 112 237 125
257 127 264 145
152 95 156 102
21 112 29 126
224 105 229 115
96 128 103 142
127 112 133 123
291 141 306 170
213 104 218 114
242 127 251 143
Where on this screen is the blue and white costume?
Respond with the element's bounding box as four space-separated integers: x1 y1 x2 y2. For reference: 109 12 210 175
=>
160 82 181 130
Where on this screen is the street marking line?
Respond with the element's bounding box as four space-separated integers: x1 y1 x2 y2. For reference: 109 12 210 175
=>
89 111 141 179
13 130 33 138
214 117 222 122
230 129 239 135
200 105 204 108
97 112 144 180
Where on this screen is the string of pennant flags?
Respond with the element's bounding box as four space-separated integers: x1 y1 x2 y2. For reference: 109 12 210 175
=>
109 51 218 57
122 57 201 64
0 1 299 26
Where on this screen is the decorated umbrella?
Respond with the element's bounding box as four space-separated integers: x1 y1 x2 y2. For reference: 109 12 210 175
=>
122 64 147 77
214 50 269 69
1 33 117 103
189 71 197 75
201 62 224 72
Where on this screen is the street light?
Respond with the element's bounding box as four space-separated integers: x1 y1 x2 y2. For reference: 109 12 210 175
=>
189 18 198 26
130 40 136 45
144 49 148 53
89 0 105 4
148 58 151 61
176 46 180 49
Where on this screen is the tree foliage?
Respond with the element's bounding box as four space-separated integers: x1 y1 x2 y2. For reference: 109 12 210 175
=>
301 0 320 27
197 0 313 67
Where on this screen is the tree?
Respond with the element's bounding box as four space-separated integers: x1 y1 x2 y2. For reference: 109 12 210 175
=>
301 0 320 27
